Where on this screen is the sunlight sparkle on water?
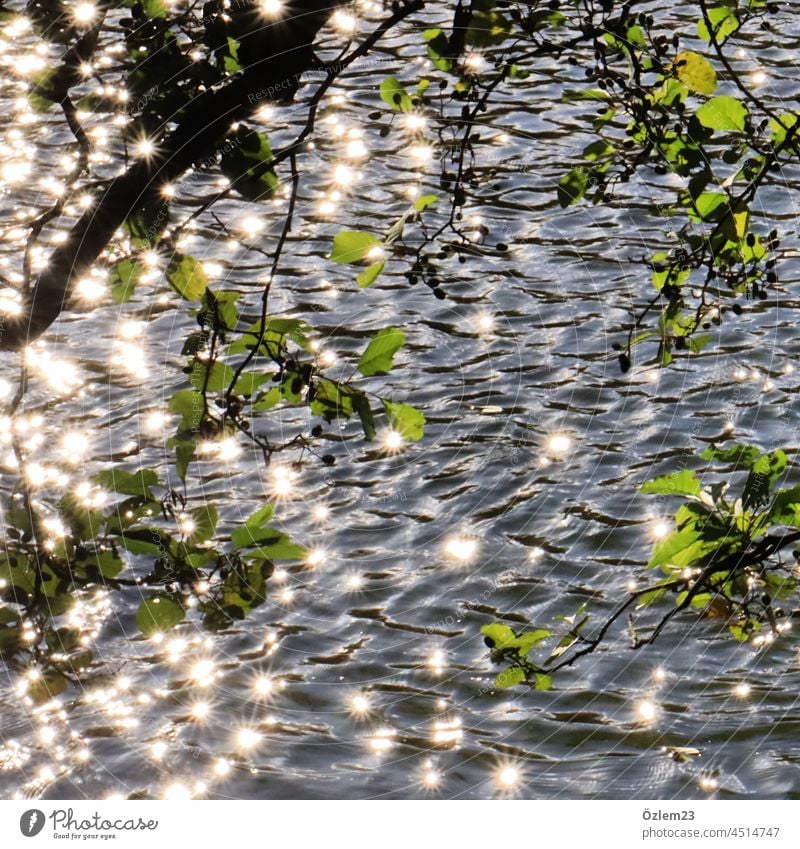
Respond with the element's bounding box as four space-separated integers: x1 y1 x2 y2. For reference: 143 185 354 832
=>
150 740 168 761
650 519 670 539
144 410 167 433
236 727 262 751
348 692 372 717
0 289 24 316
734 682 751 699
444 534 478 564
136 139 155 159
408 144 433 164
270 465 296 499
60 431 89 463
495 763 522 792
465 52 487 73
333 164 355 186
259 0 283 16
306 547 327 568
332 10 357 33
422 767 442 789
1 159 32 184
190 659 216 687
240 214 264 237
346 139 368 159
432 717 462 747
214 758 232 777
253 674 274 697
312 504 330 522
190 701 211 721
345 571 364 591
381 428 404 454
72 2 97 24
477 312 495 334
545 432 572 457
636 698 660 724
163 782 190 800
75 276 105 303
368 727 395 753
427 649 446 676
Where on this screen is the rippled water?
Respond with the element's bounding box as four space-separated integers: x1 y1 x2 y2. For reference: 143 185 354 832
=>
2 2 800 800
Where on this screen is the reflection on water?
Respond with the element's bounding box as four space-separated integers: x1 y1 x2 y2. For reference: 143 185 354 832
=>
1 2 800 800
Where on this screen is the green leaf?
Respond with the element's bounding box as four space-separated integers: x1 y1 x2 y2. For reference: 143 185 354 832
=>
697 6 740 43
648 527 717 569
170 390 204 432
351 392 376 441
124 201 168 250
253 386 281 411
414 194 439 212
251 538 306 561
495 667 526 688
310 380 354 422
382 400 426 442
231 523 281 550
466 10 513 47
582 140 614 161
356 261 385 288
557 167 589 208
166 253 209 301
118 527 173 556
358 328 405 377
534 673 552 692
650 253 690 291
174 437 197 483
245 503 275 528
189 361 235 393
94 468 158 499
767 485 800 527
379 76 413 111
674 51 717 95
136 596 185 636
751 450 788 484
140 0 168 17
743 450 788 510
514 629 551 654
423 28 453 72
223 36 242 74
770 113 798 148
696 95 748 132
700 444 763 465
481 623 517 648
27 670 69 705
233 371 269 396
691 191 728 222
186 505 218 545
332 231 382 264
637 579 676 607
94 550 124 579
640 470 702 498
220 125 278 201
110 258 143 304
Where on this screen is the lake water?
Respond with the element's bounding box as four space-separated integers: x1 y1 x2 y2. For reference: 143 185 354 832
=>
1 1 800 800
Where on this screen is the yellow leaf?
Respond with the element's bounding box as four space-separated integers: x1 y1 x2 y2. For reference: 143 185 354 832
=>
674 51 717 95
733 210 748 240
